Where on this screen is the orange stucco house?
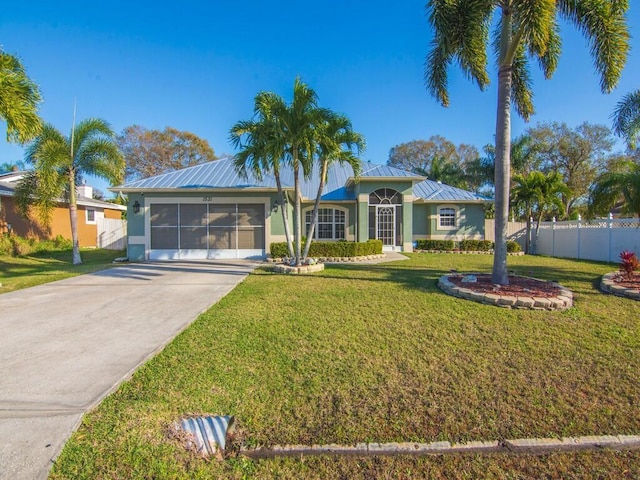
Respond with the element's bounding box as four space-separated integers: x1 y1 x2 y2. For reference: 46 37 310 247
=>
0 171 126 247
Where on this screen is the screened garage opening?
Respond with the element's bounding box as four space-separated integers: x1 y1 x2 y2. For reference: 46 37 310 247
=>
149 203 265 260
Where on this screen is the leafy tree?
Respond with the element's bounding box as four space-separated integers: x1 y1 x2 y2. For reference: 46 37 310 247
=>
588 160 640 218
303 113 364 259
118 125 216 181
0 160 26 173
0 50 42 144
15 119 124 264
388 136 480 189
612 90 640 149
527 122 615 217
424 0 629 284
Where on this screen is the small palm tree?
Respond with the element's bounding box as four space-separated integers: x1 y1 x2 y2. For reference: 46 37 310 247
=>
230 91 295 258
303 112 364 259
612 90 640 149
425 1 629 284
589 161 640 219
0 50 42 143
232 78 333 266
15 119 124 264
512 171 567 253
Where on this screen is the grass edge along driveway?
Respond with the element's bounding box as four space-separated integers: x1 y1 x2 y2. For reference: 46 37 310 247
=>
51 254 640 479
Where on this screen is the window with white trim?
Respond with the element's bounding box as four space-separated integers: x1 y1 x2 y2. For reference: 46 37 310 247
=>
438 206 457 228
86 208 96 224
305 208 346 240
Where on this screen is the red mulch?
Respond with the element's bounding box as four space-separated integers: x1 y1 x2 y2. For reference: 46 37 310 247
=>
448 274 561 298
613 273 640 290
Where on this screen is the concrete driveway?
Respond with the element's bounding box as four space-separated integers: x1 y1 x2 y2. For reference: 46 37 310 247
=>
0 260 257 480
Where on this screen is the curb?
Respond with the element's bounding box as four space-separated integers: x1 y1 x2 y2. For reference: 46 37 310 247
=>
240 435 640 459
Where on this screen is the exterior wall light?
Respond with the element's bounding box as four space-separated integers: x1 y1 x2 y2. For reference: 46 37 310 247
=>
133 200 141 214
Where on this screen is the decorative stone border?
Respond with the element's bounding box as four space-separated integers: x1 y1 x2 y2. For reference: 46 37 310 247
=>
600 272 640 300
273 263 325 275
438 275 573 310
415 250 524 256
240 434 640 459
267 254 386 264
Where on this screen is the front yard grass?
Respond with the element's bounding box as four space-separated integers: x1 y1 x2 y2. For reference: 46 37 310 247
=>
0 248 125 294
50 254 640 479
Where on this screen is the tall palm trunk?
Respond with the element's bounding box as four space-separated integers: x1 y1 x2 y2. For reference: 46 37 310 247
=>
303 160 329 259
275 173 294 258
492 10 514 285
293 154 302 265
67 168 82 265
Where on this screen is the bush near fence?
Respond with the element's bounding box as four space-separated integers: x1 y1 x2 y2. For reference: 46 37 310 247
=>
270 240 383 258
414 239 520 253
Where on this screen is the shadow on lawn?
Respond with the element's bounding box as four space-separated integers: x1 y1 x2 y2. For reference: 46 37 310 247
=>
319 259 608 298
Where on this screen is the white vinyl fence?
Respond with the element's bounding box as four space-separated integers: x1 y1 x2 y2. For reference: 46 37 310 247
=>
533 216 640 263
97 217 127 250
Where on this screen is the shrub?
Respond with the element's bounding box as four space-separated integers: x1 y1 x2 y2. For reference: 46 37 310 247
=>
415 239 455 251
0 235 12 256
459 239 494 251
10 236 36 257
269 239 382 258
506 240 521 253
619 250 639 280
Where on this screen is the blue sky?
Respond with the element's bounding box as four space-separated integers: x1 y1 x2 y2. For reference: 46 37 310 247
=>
1 1 639 196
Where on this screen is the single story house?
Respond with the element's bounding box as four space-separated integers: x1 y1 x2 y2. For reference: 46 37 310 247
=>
0 171 126 247
112 158 490 261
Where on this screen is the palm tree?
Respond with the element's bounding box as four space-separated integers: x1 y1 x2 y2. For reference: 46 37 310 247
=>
512 171 567 253
15 119 124 264
511 171 543 254
612 90 640 149
589 161 640 219
303 112 365 259
232 78 329 266
230 91 295 258
0 50 42 143
425 1 629 284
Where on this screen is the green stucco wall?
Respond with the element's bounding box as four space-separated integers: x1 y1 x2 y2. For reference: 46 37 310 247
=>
412 203 486 239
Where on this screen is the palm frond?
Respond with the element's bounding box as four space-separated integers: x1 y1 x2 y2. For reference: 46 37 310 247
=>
558 0 629 93
611 90 640 148
510 45 534 120
0 51 42 143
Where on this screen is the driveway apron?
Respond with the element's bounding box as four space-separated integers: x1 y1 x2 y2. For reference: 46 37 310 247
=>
0 260 256 480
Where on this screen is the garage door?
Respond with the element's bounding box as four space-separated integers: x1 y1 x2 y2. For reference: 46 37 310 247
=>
149 203 265 260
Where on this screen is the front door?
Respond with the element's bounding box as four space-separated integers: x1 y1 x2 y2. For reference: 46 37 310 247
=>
376 206 395 248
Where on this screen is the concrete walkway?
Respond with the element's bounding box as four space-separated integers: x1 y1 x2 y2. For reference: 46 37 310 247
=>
0 260 257 480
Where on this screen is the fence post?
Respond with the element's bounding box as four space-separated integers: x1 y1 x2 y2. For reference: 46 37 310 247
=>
577 214 581 259
552 217 556 257
608 213 613 264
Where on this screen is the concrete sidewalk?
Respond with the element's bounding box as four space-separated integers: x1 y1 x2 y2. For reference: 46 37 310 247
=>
0 261 257 480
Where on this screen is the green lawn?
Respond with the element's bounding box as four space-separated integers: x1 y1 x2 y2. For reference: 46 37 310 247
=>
50 254 640 479
0 248 125 294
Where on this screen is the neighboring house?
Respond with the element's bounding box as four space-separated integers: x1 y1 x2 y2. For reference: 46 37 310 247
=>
0 171 126 247
111 157 490 261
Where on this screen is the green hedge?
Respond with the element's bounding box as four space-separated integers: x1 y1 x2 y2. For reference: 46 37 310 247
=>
459 239 494 251
414 239 522 253
414 239 455 251
270 239 383 258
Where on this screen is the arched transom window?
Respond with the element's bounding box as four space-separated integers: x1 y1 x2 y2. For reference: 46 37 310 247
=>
369 188 401 205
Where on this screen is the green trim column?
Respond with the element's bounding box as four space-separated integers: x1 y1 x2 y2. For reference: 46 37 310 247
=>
357 193 369 242
402 194 414 252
